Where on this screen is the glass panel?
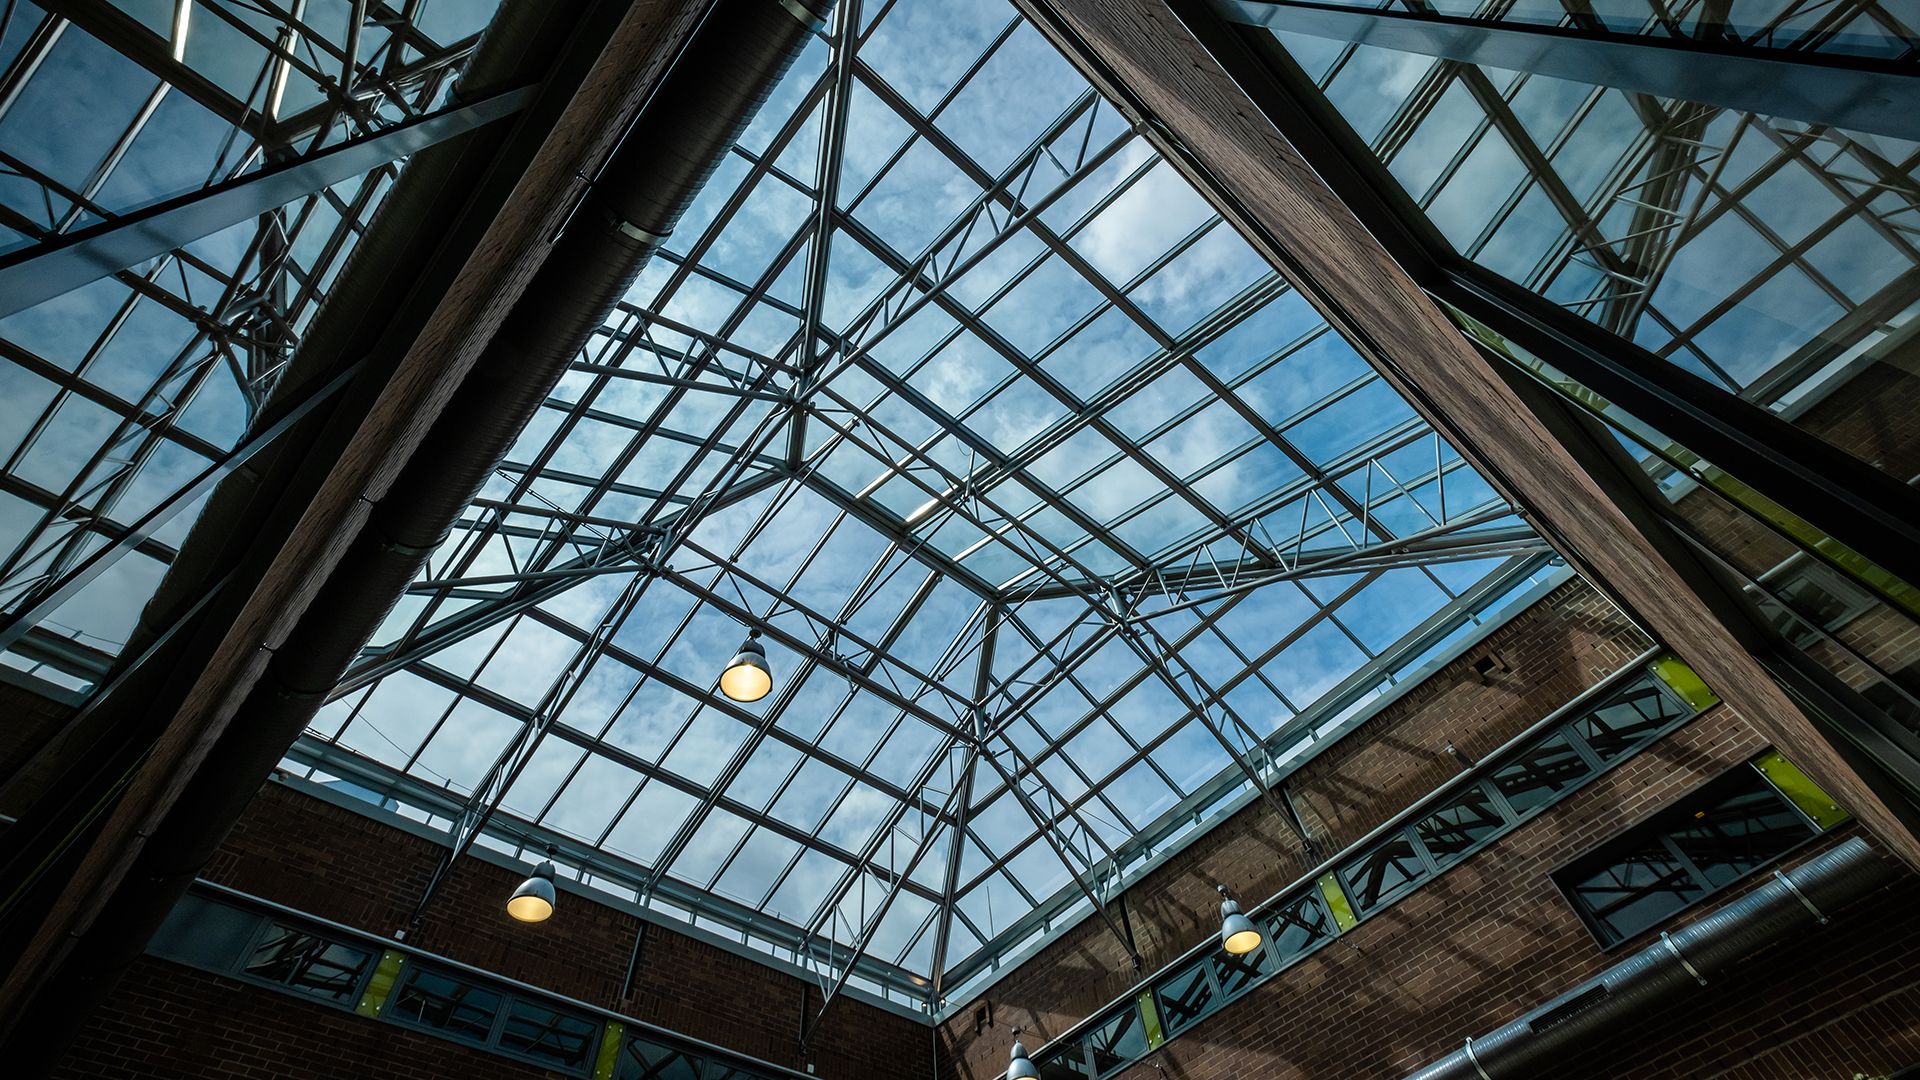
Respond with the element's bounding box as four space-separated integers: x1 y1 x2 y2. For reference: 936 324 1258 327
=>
1570 678 1684 761
1086 1004 1150 1075
146 893 260 972
1036 1041 1094 1080
702 1062 767 1080
1666 770 1816 888
502 999 598 1070
389 970 504 1044
1207 938 1273 997
0 0 501 675
1414 783 1507 861
1491 732 1592 814
1563 837 1705 946
1263 891 1335 963
1152 960 1216 1036
1341 833 1427 911
620 1037 703 1080
242 925 372 1003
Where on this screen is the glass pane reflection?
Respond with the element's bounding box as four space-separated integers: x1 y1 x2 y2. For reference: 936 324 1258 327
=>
1414 784 1506 860
1491 732 1591 814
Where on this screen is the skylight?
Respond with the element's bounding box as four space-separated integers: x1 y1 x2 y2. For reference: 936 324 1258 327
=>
244 0 1547 1005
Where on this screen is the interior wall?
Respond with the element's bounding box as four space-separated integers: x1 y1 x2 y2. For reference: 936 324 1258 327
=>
942 575 1650 1041
935 582 1919 1079
52 778 933 1080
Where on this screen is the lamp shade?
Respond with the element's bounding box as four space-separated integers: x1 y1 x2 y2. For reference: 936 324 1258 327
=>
508 861 558 923
1219 897 1262 954
720 629 773 702
1007 1042 1039 1080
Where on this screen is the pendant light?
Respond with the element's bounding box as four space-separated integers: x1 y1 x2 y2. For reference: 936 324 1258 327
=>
1006 1029 1039 1080
1218 885 1262 955
720 628 773 702
508 852 558 923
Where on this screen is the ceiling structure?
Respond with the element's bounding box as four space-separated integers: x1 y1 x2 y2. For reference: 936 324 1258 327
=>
282 0 1551 1008
1237 0 1920 420
0 0 1550 1011
0 0 500 685
11 0 1913 1036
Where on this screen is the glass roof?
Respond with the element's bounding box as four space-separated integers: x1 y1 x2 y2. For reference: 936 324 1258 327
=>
0 0 503 687
288 0 1546 1005
0 0 1551 1010
1257 7 1920 474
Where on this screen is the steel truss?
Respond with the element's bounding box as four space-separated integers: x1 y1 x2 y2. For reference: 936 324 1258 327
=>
261 0 1552 1020
0 0 506 658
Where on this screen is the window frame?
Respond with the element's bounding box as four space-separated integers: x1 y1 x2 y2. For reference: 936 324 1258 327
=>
385 961 603 1075
233 917 381 1007
1550 757 1836 950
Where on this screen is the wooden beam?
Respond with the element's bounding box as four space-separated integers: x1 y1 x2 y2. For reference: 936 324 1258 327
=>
0 0 714 1024
1009 0 1920 869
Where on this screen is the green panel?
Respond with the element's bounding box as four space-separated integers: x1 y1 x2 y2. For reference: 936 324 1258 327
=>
594 1021 626 1080
1651 655 1719 712
1753 750 1852 830
1137 989 1164 1050
1317 873 1357 931
354 949 407 1018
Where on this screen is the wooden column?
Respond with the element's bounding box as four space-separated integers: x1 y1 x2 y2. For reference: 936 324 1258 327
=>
1010 0 1920 868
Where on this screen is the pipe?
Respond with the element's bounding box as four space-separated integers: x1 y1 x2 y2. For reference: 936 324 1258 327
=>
7 0 825 1068
1402 836 1896 1080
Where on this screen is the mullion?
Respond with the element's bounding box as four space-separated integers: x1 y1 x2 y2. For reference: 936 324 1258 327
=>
553 570 970 809
846 67 1282 548
979 572 1383 811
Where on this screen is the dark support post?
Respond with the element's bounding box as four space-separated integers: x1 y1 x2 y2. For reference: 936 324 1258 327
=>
622 920 649 1000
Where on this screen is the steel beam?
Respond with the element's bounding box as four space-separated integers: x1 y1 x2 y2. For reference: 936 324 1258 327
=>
0 86 535 319
1218 0 1920 141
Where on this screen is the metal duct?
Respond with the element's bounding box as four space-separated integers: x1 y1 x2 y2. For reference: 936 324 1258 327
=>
7 0 824 1067
1403 836 1896 1080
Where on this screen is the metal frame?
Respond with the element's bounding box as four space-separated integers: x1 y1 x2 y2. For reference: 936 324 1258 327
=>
6 0 1570 1020
0 0 509 659
1172 0 1920 596
1219 0 1920 140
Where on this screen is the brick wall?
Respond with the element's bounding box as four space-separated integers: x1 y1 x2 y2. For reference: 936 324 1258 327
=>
55 780 933 1080
1794 346 1920 484
936 607 1918 1079
933 576 1654 1061
61 960 592 1080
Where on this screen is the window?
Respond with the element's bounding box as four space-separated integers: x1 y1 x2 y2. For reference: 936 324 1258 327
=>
1036 1033 1096 1080
503 999 599 1070
1263 891 1335 963
1085 1005 1150 1075
146 890 803 1080
1152 960 1215 1036
1206 936 1271 996
1554 756 1839 947
1570 680 1685 761
1490 732 1591 814
389 969 504 1045
1415 784 1505 860
148 893 264 972
618 1035 705 1080
1341 834 1427 911
243 924 372 1003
